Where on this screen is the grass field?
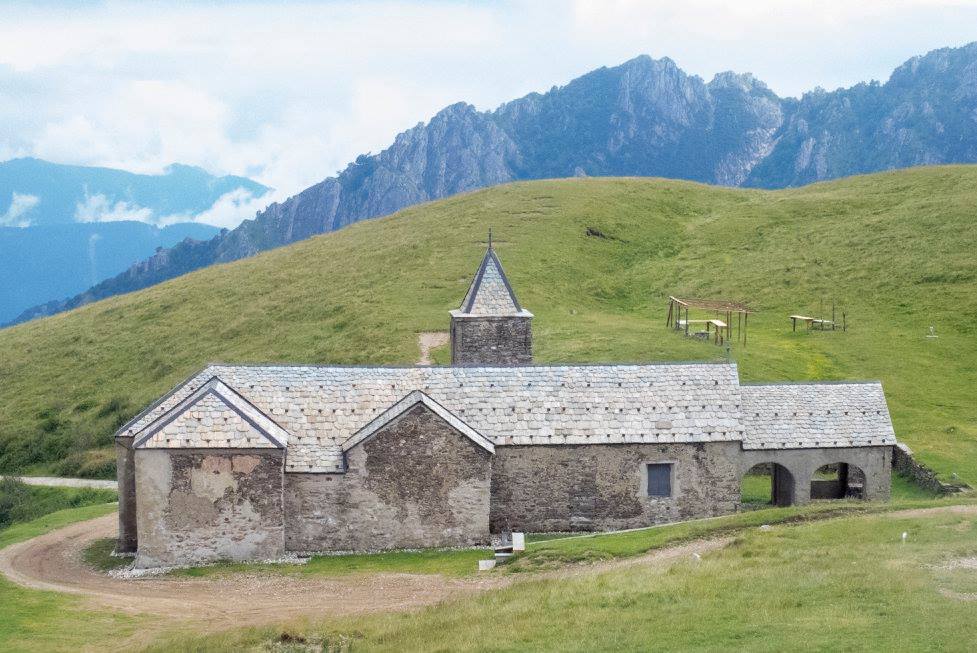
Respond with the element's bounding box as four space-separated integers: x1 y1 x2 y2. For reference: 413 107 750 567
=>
146 504 977 652
1 166 976 483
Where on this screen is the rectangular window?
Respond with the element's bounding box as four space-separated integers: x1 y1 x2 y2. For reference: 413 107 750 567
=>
647 463 672 497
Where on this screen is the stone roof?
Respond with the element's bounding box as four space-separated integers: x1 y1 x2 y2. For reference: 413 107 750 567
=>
740 382 896 450
453 247 532 317
119 362 743 472
131 377 288 450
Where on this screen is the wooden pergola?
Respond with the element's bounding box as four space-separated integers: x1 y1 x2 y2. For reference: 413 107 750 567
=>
666 296 754 346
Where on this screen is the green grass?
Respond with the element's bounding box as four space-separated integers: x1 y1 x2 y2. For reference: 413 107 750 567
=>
0 477 117 529
0 504 145 652
146 505 977 652
82 537 131 573
171 546 492 579
740 473 773 504
2 166 976 483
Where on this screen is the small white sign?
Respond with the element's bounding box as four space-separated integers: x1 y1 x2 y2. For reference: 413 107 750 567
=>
512 532 526 551
478 559 497 571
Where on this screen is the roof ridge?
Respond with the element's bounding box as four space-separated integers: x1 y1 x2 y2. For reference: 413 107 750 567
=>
201 360 737 369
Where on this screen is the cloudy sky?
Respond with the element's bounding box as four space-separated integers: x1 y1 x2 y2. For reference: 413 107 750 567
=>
1 0 976 227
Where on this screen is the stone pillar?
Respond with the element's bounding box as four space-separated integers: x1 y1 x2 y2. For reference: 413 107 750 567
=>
115 436 137 553
772 465 795 506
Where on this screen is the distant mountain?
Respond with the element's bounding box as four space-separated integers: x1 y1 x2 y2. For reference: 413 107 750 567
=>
9 42 977 326
0 221 220 323
0 158 269 227
0 158 266 322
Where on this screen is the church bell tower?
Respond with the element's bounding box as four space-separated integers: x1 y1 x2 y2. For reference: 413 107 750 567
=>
449 232 533 366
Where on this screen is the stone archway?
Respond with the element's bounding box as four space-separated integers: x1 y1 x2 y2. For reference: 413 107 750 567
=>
740 463 795 508
810 463 866 500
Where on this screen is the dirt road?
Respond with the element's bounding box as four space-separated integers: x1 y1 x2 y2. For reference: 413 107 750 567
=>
0 510 727 631
0 513 508 625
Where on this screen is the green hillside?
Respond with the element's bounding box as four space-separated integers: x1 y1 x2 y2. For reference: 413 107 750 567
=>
0 167 975 483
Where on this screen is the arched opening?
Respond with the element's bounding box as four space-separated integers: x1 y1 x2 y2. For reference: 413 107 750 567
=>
810 463 866 500
740 463 794 508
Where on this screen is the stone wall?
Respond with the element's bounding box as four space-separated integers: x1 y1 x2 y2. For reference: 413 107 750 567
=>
285 403 492 552
450 315 532 365
892 443 969 494
115 436 137 554
490 442 741 532
133 448 285 568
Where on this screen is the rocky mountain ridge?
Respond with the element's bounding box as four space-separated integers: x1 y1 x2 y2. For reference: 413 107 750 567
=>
8 42 977 326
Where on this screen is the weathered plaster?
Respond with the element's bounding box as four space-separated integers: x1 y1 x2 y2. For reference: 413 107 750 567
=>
133 448 284 568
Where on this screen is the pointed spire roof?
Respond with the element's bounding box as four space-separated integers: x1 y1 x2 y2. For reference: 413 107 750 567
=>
454 232 531 317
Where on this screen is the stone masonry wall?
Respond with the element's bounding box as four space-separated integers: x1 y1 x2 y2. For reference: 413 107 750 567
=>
134 448 285 568
451 315 532 365
115 436 137 553
284 403 492 552
892 443 969 494
490 441 742 532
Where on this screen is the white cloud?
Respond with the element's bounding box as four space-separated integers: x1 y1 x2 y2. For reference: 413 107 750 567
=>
72 186 275 229
159 187 277 229
74 193 153 223
1 1 976 229
0 192 40 227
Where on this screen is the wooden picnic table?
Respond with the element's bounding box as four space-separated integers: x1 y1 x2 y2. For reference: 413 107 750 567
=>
790 315 835 331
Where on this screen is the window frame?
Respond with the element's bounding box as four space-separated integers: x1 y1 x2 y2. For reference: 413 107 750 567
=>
643 461 675 498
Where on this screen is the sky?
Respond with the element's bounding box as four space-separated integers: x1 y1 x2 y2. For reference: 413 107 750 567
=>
1 0 976 227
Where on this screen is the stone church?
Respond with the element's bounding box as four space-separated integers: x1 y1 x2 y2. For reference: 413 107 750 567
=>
115 243 896 567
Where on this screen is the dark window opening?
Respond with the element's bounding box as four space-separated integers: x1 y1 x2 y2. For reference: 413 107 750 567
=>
647 463 672 497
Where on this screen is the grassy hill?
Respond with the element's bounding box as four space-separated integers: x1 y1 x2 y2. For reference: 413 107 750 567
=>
0 166 975 483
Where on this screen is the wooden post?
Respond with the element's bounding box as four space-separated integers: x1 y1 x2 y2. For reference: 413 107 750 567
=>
738 311 742 344
792 316 797 332
685 307 689 336
744 312 747 347
843 312 847 332
832 301 836 331
666 299 673 328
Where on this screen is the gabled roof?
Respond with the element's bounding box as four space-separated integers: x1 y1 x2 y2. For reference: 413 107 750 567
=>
119 362 743 472
342 390 495 455
453 246 532 317
131 377 289 449
739 382 896 450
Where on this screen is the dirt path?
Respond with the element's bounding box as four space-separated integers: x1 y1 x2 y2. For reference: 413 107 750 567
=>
0 513 503 625
417 331 449 365
0 510 726 633
2 504 974 637
0 475 117 490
